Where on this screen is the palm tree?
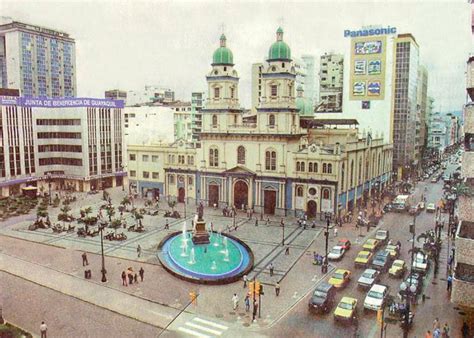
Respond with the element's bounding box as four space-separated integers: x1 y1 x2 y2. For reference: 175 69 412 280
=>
105 204 115 223
132 209 143 226
110 218 122 234
454 182 473 197
121 196 131 212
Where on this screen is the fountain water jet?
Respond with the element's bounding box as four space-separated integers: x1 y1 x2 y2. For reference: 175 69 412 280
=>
188 248 196 264
211 260 217 270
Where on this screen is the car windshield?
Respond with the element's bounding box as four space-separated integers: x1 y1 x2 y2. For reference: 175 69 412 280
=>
415 256 426 263
313 290 326 298
367 239 375 245
377 231 386 236
339 301 353 310
331 248 341 254
368 291 384 299
362 271 374 278
333 272 345 279
358 252 369 259
394 262 403 267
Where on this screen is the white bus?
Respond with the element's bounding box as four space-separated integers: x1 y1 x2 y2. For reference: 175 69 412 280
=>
392 195 412 212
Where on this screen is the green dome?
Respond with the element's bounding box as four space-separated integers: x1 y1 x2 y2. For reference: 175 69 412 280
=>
212 34 233 65
296 97 314 116
268 27 291 61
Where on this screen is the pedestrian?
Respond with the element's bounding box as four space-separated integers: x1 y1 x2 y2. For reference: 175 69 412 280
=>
128 272 133 285
266 217 270 225
285 246 290 255
134 273 138 283
243 274 248 288
255 219 258 227
232 293 239 310
245 294 250 312
462 321 470 338
425 330 432 338
137 244 142 258
303 220 306 230
442 323 450 338
447 275 453 292
334 227 338 237
312 220 316 228
121 271 127 286
433 328 441 338
434 318 440 331
269 263 274 276
82 252 89 266
280 219 284 227
275 281 280 296
40 321 48 338
139 267 144 282
165 219 169 230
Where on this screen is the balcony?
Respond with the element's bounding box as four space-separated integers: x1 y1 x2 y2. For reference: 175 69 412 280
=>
452 263 474 308
464 104 474 134
461 152 474 178
456 221 474 265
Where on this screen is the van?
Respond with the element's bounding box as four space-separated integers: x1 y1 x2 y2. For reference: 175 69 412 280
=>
392 195 412 212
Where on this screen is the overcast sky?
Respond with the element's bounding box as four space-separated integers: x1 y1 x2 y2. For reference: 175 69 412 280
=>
1 0 471 111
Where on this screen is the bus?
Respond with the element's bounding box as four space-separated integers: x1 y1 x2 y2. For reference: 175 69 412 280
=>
392 195 412 212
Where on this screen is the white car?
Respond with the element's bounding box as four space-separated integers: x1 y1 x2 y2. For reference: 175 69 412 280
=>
426 203 436 213
327 246 345 261
358 268 380 289
364 284 388 311
412 252 429 274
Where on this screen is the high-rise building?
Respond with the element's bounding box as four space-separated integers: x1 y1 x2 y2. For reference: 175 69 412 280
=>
392 34 420 173
416 66 429 157
105 89 127 105
191 92 205 145
317 53 344 112
0 17 76 97
302 55 318 106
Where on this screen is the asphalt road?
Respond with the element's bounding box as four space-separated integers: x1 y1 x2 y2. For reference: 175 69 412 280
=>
263 162 457 338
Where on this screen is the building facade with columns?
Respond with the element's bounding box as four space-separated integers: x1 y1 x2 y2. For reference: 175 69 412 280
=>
127 29 393 218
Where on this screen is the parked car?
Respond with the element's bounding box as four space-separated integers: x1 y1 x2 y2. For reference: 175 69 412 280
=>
371 250 391 272
337 239 351 251
412 252 429 274
375 229 389 244
431 177 438 183
385 244 400 259
364 284 388 311
389 259 406 278
418 202 425 210
358 268 380 289
328 246 346 261
354 250 374 268
334 297 358 323
426 203 436 213
409 205 421 215
308 282 336 314
363 238 380 252
328 269 352 288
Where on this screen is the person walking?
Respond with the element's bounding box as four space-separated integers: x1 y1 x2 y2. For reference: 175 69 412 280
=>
275 281 280 296
121 271 127 286
245 294 250 312
134 273 138 283
269 263 274 276
433 328 441 338
285 246 290 255
40 321 48 338
139 267 144 282
447 275 453 292
442 323 450 338
137 244 142 258
82 252 89 266
255 219 258 227
164 220 169 230
334 227 338 237
425 330 432 338
462 321 470 338
243 274 248 288
232 293 239 310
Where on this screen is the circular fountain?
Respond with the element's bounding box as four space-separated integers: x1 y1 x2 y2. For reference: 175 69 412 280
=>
157 222 253 284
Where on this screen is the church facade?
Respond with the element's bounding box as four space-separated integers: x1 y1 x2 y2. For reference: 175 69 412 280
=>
127 29 393 218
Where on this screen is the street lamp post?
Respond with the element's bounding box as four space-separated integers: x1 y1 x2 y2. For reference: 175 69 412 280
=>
282 221 285 246
322 213 330 274
47 173 52 205
402 214 417 338
99 222 107 283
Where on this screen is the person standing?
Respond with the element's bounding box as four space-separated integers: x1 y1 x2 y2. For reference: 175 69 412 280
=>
425 330 432 338
269 263 274 276
245 294 250 312
137 244 142 258
40 321 47 338
121 271 127 286
434 318 441 332
442 323 450 338
82 252 89 266
447 275 453 292
139 267 145 282
255 219 258 227
285 246 290 255
334 227 338 237
164 220 169 230
275 281 280 296
134 273 138 283
243 274 248 288
232 293 239 310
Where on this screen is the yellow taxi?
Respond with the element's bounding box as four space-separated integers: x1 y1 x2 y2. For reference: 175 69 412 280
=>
389 259 406 278
334 296 358 323
328 269 352 288
386 244 400 259
362 238 380 252
354 250 373 268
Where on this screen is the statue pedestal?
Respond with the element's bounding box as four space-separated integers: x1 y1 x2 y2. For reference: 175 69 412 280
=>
192 220 210 245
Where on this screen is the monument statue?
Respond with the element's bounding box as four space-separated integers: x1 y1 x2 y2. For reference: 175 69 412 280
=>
193 202 209 244
197 202 204 221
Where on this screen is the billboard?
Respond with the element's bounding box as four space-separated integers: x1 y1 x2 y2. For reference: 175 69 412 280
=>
354 41 382 54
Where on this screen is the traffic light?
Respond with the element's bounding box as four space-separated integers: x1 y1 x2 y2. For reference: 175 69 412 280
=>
255 281 261 296
248 281 255 295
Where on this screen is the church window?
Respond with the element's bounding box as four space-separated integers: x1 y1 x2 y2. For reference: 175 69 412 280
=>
282 62 285 68
314 162 318 172
169 175 175 184
230 87 235 99
271 85 278 97
212 115 218 127
296 162 300 171
234 115 238 125
237 146 246 165
309 163 313 172
209 148 219 167
296 185 303 197
322 163 327 173
292 114 295 126
224 66 227 71
265 150 276 171
269 114 275 127
188 176 193 185
327 163 333 174
301 162 305 172
322 188 330 200
214 87 220 98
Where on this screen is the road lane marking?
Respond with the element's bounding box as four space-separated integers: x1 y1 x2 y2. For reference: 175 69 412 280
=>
177 327 211 338
193 317 228 330
185 322 223 335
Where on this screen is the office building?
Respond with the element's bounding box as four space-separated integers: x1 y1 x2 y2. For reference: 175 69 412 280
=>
302 55 318 106
0 96 125 196
318 53 344 112
416 66 429 157
105 89 127 105
191 92 205 145
127 85 175 106
0 17 76 97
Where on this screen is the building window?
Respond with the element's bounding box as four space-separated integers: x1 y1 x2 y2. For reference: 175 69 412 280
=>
322 188 330 199
169 175 175 184
237 146 246 165
130 170 136 177
152 172 159 179
309 187 317 196
209 147 219 167
309 163 313 172
143 171 150 179
152 155 159 162
234 115 238 125
188 176 193 185
230 87 235 99
313 163 318 173
322 163 327 173
265 150 276 171
142 155 149 162
301 162 305 172
296 185 303 197
327 163 332 174
187 155 194 165
296 162 301 171
269 114 275 127
271 85 278 97
178 155 185 164
212 115 218 127
214 87 220 98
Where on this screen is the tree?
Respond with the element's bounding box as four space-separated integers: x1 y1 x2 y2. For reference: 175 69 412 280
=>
110 218 122 234
36 206 48 221
454 182 473 197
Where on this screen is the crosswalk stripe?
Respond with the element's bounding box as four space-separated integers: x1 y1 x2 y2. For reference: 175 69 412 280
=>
193 317 229 331
177 327 211 338
185 322 223 335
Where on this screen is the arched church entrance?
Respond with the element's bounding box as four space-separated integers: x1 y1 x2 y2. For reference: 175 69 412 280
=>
233 180 249 209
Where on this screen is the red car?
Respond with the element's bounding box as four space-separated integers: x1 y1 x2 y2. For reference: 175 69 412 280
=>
337 239 351 250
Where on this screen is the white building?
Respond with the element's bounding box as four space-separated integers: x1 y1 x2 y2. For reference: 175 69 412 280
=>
0 96 125 196
126 85 175 106
0 17 76 97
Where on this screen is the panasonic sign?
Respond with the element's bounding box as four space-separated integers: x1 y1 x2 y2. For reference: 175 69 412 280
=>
344 26 397 38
